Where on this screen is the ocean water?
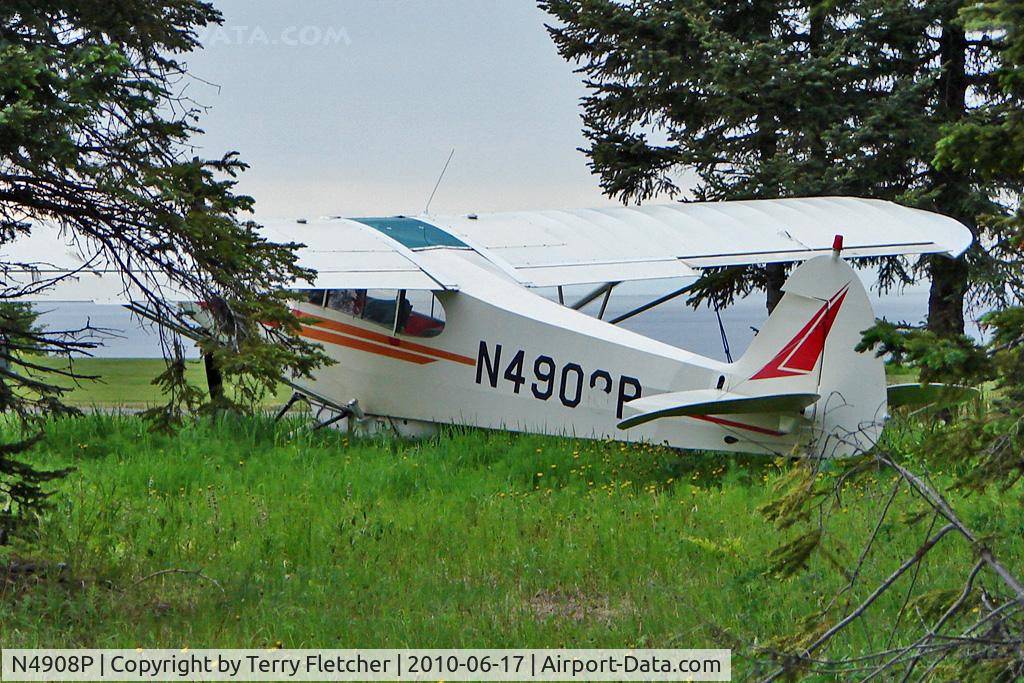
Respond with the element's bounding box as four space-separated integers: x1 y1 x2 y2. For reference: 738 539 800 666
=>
33 286 955 361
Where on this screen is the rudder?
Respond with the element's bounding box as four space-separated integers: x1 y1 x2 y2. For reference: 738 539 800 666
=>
730 254 887 457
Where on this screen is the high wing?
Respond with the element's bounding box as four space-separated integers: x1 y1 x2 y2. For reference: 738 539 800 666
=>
3 197 972 301
426 197 973 287
0 224 186 303
1 217 459 302
259 217 458 291
260 197 973 290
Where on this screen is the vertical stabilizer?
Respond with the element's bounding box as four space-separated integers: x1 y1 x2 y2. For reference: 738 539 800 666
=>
731 254 887 457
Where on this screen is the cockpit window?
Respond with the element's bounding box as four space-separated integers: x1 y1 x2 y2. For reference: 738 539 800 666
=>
401 290 446 337
304 288 445 338
293 289 324 306
351 217 469 250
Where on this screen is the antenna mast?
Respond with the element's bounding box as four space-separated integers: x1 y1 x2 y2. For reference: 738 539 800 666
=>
424 148 455 215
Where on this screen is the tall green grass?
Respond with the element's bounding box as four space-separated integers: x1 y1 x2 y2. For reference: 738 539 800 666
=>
1 416 1020 678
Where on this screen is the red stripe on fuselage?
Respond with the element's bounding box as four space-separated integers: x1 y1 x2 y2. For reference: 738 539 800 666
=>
299 326 436 365
689 414 786 437
294 309 476 366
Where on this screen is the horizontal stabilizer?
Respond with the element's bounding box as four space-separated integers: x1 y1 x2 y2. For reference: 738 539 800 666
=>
887 383 980 409
617 389 820 430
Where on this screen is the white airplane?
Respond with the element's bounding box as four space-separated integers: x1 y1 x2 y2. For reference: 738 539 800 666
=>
6 197 972 458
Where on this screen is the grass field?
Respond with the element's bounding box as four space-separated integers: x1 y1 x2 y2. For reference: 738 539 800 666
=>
1 412 1020 678
27 356 293 408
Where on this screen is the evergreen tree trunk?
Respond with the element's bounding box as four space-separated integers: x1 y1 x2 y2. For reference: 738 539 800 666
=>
765 262 787 314
928 4 971 336
927 255 969 336
204 353 225 403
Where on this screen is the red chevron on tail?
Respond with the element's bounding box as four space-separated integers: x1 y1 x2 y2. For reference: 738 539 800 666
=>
750 284 850 380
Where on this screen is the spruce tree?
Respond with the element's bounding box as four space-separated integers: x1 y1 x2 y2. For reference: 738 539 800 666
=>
753 5 1024 673
0 1 326 542
541 0 1017 330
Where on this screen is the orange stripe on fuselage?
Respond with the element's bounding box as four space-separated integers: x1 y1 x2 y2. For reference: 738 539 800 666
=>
294 310 475 366
300 326 436 365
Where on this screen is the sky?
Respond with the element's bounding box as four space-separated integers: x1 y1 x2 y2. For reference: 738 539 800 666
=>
182 0 617 219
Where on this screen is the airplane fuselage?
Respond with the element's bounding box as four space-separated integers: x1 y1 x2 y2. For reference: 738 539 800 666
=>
289 249 811 455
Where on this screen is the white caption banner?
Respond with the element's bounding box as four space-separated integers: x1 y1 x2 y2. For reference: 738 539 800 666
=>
1 649 730 681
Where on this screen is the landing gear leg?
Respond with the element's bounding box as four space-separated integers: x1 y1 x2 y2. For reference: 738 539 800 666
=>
313 411 351 431
274 391 308 421
312 398 364 431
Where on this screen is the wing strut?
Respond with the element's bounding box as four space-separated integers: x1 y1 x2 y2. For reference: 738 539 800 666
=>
609 282 697 325
714 301 734 363
597 285 614 320
570 282 618 311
